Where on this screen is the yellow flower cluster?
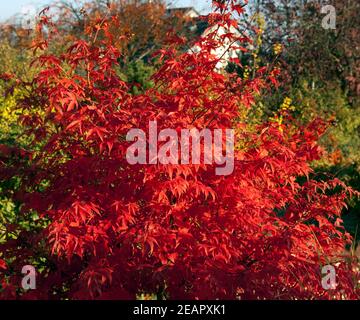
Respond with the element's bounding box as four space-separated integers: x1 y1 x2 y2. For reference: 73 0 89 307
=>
280 97 295 112
255 13 266 37
136 293 157 300
243 66 250 80
252 13 266 68
273 43 282 55
269 97 296 132
0 92 19 135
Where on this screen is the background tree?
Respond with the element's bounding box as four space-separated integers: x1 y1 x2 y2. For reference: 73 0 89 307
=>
242 0 360 239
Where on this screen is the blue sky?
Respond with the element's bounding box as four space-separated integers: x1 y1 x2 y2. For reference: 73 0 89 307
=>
0 0 212 22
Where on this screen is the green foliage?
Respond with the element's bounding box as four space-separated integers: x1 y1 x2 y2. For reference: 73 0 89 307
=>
0 38 41 248
250 0 360 239
285 78 360 166
119 60 155 95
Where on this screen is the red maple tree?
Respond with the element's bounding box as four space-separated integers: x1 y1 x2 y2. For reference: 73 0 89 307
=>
0 1 359 299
